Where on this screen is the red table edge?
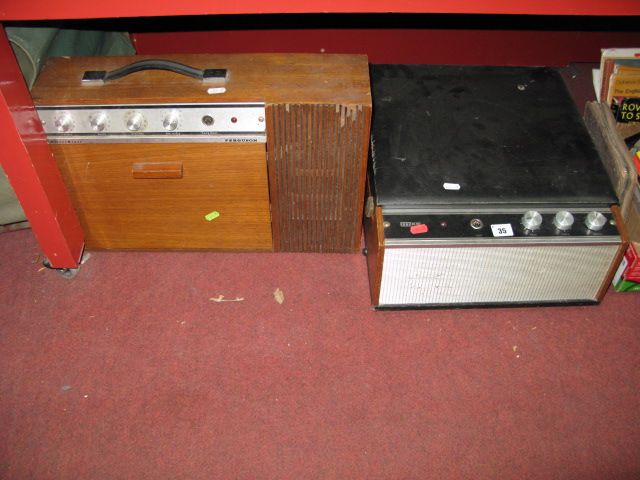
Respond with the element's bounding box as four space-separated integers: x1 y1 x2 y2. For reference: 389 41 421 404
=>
2 0 640 20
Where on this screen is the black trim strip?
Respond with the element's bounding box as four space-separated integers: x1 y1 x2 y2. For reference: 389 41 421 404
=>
374 300 600 310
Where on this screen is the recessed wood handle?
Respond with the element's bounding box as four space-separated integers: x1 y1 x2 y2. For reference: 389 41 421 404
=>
132 162 183 179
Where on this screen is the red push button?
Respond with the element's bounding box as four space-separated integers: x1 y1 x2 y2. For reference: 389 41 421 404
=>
410 223 429 234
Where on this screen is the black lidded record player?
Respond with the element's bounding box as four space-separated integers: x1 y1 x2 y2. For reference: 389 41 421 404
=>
364 64 626 309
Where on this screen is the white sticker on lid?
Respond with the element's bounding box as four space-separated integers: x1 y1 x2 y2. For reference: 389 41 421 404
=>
443 182 461 190
490 224 514 237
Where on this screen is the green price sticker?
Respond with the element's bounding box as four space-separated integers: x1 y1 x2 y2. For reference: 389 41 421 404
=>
205 211 220 221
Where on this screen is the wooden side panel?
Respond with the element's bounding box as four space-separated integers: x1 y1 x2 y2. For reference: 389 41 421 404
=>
267 103 370 252
364 206 384 305
51 143 272 251
597 204 629 301
583 102 637 219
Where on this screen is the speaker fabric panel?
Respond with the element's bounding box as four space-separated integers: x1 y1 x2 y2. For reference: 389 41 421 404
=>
378 245 619 306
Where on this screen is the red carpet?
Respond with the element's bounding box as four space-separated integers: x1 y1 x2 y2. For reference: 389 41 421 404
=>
1 228 639 479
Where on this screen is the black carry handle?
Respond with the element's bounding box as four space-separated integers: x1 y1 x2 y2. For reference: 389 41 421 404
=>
82 59 227 84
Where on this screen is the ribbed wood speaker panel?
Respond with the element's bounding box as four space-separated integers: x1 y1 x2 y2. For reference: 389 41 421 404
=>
267 103 370 252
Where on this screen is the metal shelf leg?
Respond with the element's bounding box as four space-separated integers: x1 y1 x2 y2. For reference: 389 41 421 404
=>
0 26 84 268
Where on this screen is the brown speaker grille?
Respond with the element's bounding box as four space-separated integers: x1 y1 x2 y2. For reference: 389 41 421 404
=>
267 103 370 252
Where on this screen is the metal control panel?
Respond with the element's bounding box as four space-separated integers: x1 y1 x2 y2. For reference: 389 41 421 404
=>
36 103 266 143
382 209 620 243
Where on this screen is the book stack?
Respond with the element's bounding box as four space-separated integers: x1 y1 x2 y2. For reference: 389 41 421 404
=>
597 48 640 141
593 49 640 292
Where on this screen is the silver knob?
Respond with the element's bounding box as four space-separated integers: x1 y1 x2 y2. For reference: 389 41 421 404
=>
521 210 542 231
585 211 607 231
162 111 180 131
89 112 107 132
553 211 574 231
126 112 145 131
54 112 74 133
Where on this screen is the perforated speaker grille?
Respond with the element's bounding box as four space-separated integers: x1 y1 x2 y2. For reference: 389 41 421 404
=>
378 245 619 306
267 104 369 252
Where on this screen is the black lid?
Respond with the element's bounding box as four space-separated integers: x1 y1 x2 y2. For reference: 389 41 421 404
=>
370 64 617 208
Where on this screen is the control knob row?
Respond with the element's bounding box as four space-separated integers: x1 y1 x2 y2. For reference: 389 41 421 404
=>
521 210 607 232
53 111 181 132
127 111 181 131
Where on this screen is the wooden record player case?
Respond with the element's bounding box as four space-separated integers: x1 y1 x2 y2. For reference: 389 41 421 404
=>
31 54 372 252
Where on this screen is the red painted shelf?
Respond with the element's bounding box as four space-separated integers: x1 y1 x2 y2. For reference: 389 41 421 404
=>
2 0 640 21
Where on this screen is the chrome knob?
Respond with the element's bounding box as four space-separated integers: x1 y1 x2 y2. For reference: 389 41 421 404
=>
521 210 542 231
162 110 180 131
54 112 74 133
126 112 145 132
553 210 574 231
89 112 107 132
585 211 607 231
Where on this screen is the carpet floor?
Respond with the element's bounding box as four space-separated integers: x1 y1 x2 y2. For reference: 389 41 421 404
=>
1 229 639 479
